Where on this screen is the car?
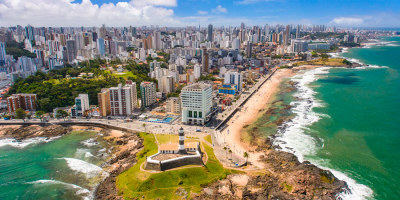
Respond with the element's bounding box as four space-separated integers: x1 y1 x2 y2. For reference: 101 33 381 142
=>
196 129 201 132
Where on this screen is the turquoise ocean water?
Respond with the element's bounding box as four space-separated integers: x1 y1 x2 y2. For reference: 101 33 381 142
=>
274 36 400 200
0 131 110 200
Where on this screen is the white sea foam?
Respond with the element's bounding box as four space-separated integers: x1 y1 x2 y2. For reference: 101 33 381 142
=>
331 45 389 69
62 158 108 179
0 137 60 149
274 67 330 161
28 179 92 199
81 138 99 147
273 67 374 200
354 65 389 69
75 148 90 157
85 152 95 158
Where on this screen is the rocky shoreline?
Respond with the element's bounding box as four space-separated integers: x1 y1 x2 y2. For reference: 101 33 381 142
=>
0 123 349 200
0 125 71 140
0 124 144 200
194 137 349 200
194 76 349 199
94 129 143 200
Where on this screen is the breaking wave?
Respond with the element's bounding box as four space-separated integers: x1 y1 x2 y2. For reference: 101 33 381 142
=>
273 67 373 200
0 137 60 149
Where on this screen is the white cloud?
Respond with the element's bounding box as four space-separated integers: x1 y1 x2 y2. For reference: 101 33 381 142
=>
0 0 181 27
197 10 208 15
212 5 227 14
330 17 364 26
330 14 400 27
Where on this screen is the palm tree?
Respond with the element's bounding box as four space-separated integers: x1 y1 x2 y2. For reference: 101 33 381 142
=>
142 123 147 132
35 111 45 122
56 110 69 121
243 152 249 165
223 146 227 159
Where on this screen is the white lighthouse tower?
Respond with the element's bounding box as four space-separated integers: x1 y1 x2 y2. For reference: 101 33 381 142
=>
178 127 186 154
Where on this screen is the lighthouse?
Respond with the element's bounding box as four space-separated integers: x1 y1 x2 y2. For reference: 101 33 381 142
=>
178 127 186 154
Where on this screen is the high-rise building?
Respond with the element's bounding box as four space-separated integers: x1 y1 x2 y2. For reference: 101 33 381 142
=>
140 82 156 108
99 24 107 38
285 25 290 45
201 48 209 73
97 38 105 56
7 94 37 113
181 82 213 125
153 31 162 50
97 88 111 117
66 40 77 63
232 38 240 50
208 24 213 42
161 76 175 94
166 97 181 114
291 39 309 53
296 25 300 39
246 41 252 58
0 42 6 66
194 64 201 79
224 71 243 91
109 81 137 116
74 94 90 117
25 25 35 41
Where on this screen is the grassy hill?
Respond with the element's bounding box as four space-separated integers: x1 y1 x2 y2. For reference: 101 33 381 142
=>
116 133 240 199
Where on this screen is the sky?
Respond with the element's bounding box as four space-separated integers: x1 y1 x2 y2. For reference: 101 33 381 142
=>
0 0 399 27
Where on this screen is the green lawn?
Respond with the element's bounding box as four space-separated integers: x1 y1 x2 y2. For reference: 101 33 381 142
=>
116 132 240 199
156 134 198 145
204 135 212 145
112 71 137 79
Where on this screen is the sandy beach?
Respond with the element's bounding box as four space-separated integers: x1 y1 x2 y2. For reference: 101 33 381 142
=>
219 68 296 169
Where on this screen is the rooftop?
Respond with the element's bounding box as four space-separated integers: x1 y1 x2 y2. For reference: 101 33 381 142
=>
182 82 211 91
159 142 199 151
151 152 197 161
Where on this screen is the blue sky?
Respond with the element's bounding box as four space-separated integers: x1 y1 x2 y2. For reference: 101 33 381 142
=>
78 0 400 27
1 0 399 27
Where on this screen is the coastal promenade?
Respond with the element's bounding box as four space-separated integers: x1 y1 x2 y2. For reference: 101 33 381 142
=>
215 67 278 131
0 118 211 139
211 67 296 169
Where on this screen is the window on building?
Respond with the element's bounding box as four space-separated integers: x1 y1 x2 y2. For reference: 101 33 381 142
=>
199 112 202 118
189 111 192 117
194 111 197 118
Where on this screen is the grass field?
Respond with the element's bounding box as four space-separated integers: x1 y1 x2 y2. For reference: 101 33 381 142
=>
155 134 198 145
116 132 240 199
294 58 349 67
112 71 137 79
204 135 212 145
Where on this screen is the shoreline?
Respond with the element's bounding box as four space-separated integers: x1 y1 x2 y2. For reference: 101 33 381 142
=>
213 42 389 199
219 68 296 169
213 65 352 199
0 124 143 200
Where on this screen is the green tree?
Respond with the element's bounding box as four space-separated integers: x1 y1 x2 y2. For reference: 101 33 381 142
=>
243 152 249 164
56 110 69 121
38 98 52 112
35 111 45 122
142 123 147 132
223 146 227 159
342 59 352 66
321 53 329 60
15 108 27 121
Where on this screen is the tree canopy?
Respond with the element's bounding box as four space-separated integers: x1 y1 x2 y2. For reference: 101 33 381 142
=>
8 59 155 112
5 41 36 59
